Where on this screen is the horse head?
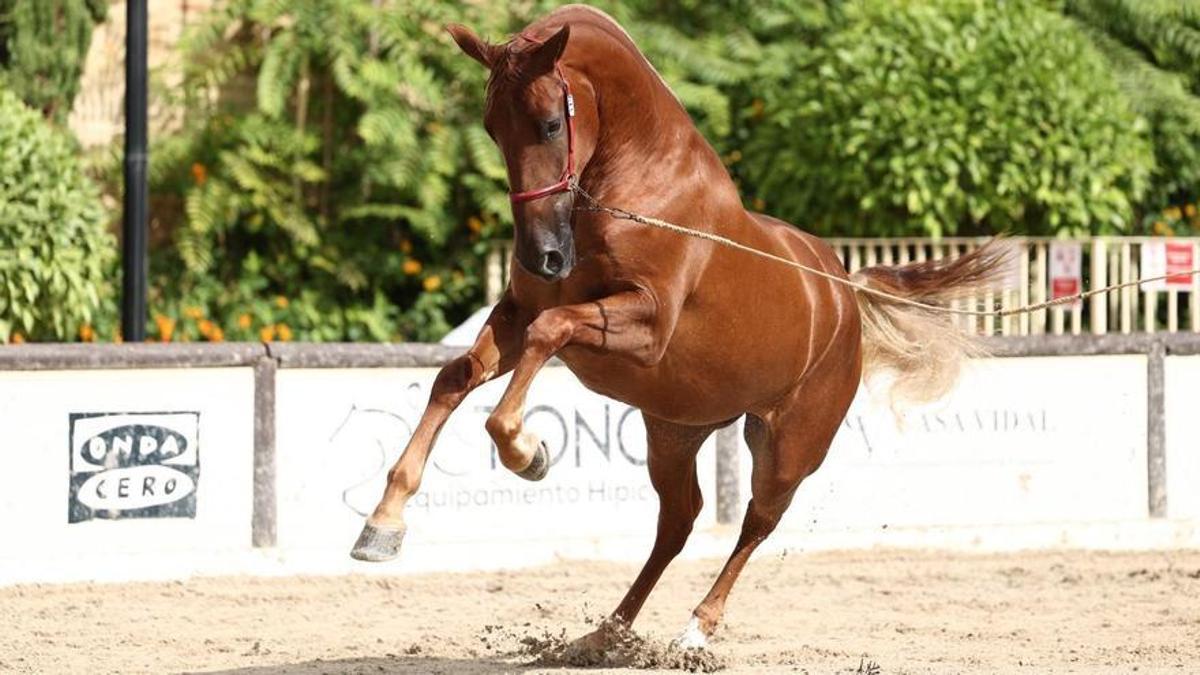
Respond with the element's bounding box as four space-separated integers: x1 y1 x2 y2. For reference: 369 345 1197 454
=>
449 23 601 283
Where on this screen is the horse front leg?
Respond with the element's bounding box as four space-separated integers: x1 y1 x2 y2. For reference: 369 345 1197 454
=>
484 289 662 478
350 297 524 561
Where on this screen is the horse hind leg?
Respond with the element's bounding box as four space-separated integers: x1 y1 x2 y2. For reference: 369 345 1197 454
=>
570 415 717 651
680 365 857 647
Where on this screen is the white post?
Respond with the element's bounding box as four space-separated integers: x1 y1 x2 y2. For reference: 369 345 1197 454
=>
485 244 503 305
1192 241 1199 333
1121 242 1133 333
1090 239 1108 335
1017 243 1030 336
1033 242 1047 335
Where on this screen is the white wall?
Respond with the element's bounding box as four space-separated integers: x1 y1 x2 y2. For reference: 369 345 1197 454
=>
274 367 717 572
273 354 1167 572
2 351 1194 585
0 368 255 584
1166 356 1200 521
766 355 1150 550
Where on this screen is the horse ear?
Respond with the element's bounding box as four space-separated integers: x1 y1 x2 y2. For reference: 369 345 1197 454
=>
524 25 570 77
447 23 494 68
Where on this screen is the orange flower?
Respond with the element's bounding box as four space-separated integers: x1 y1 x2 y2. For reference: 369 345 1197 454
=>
184 306 204 320
276 324 293 342
208 326 225 342
403 259 423 275
197 319 215 338
423 275 442 292
467 216 484 233
1164 206 1182 220
79 324 95 342
274 295 289 309
191 162 208 186
259 325 276 342
113 329 123 344
154 314 176 342
1187 204 1197 218
237 313 252 329
11 332 25 344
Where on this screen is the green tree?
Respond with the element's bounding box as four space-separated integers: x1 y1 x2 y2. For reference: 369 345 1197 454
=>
740 0 1154 237
0 0 107 122
146 0 546 342
125 0 1182 344
0 87 113 342
147 0 794 343
1060 0 1200 226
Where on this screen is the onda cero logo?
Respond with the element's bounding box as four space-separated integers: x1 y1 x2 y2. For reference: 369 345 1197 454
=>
68 412 200 523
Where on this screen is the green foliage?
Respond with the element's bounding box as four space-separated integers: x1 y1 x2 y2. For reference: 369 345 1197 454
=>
1062 0 1200 218
740 0 1153 237
0 87 113 342
597 0 838 165
146 0 549 342
0 0 107 122
143 0 847 343
93 0 1185 343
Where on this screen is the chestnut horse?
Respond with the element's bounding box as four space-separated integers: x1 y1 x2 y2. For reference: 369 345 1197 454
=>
352 4 1008 648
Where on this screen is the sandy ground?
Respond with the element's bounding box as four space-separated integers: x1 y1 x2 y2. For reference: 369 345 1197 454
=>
2 548 1198 674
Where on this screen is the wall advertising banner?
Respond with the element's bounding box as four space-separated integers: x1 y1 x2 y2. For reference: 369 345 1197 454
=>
0 367 254 583
275 367 718 566
769 355 1148 543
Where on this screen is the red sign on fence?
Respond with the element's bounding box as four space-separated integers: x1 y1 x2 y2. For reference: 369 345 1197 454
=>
1049 242 1082 303
1140 241 1196 292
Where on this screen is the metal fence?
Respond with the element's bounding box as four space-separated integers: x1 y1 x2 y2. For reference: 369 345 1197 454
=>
485 237 1200 336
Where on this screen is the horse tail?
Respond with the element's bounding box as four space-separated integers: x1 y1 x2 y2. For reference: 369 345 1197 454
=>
851 240 1013 406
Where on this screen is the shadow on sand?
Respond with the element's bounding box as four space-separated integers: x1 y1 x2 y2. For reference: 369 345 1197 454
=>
192 655 547 675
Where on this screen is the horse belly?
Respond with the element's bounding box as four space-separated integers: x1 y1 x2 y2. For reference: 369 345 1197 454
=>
556 327 802 426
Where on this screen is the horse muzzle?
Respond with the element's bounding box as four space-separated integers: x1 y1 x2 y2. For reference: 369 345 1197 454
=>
523 243 575 282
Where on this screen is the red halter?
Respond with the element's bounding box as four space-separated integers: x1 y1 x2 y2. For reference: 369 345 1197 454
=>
508 63 577 204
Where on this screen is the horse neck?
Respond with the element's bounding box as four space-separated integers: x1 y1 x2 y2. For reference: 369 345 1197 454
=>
576 43 729 212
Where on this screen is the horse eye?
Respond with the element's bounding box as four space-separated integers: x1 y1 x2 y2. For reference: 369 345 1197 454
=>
543 118 563 139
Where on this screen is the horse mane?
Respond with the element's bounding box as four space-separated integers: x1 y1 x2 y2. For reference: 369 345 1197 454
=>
484 5 680 108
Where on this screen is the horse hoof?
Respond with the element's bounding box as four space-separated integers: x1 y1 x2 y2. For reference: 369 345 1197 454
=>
349 522 406 562
673 616 709 650
516 440 550 482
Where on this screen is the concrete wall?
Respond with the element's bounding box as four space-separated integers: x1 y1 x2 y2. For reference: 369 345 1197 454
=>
0 365 255 584
0 335 1197 584
1166 355 1200 521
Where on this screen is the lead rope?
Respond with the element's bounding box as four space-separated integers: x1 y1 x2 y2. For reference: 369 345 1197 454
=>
571 182 1200 318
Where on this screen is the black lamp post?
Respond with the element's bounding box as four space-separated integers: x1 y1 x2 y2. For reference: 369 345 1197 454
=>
121 0 148 342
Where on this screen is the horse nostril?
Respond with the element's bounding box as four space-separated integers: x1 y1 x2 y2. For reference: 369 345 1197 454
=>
541 250 564 276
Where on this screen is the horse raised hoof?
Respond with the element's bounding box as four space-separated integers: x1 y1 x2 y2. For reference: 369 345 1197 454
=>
349 522 406 562
515 440 551 481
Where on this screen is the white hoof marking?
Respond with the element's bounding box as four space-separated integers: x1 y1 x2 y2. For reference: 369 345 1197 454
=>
674 616 708 650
